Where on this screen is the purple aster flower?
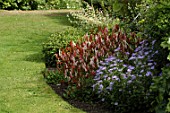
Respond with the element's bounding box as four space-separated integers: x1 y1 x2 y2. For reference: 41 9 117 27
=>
148 63 153 66
94 75 100 81
118 68 123 72
123 64 128 67
127 80 132 84
108 68 114 73
96 71 103 76
97 80 103 83
144 51 149 55
96 69 101 73
152 40 156 45
112 76 119 81
107 77 111 80
92 84 97 91
151 66 155 70
137 55 144 59
97 84 104 93
139 40 146 44
127 69 132 72
99 66 107 70
128 65 135 70
146 71 152 76
140 69 144 73
135 46 142 52
129 56 136 60
125 52 130 55
131 75 136 80
105 56 116 62
121 74 128 79
114 47 120 52
106 82 114 91
103 75 108 79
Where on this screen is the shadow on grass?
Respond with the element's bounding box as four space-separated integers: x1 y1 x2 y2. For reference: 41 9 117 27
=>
24 52 44 63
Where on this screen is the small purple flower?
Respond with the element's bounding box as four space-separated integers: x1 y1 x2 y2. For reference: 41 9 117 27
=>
118 68 123 72
108 68 114 73
127 80 132 84
121 74 128 79
144 51 149 55
107 77 111 80
94 75 100 81
96 71 103 76
135 46 142 52
137 55 144 59
131 75 136 80
148 63 153 66
140 69 144 73
125 52 130 55
139 40 146 44
123 64 128 67
128 65 135 70
151 66 155 70
99 66 106 70
103 75 108 79
105 56 116 62
114 47 120 52
92 84 97 91
146 71 152 76
129 56 136 60
106 82 114 91
127 69 132 72
112 76 119 81
152 40 156 45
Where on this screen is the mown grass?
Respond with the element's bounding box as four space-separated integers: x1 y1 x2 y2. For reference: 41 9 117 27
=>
0 10 85 113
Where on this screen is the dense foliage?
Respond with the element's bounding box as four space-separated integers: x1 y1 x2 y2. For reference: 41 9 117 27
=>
0 0 82 10
42 28 85 68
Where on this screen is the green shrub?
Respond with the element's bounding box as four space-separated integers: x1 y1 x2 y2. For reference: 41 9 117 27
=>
44 68 67 84
67 3 120 32
0 0 82 10
42 28 85 68
150 66 170 113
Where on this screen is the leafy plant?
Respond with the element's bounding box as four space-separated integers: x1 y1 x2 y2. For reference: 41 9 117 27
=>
150 66 170 113
67 2 120 32
0 0 82 10
42 28 85 68
44 68 67 84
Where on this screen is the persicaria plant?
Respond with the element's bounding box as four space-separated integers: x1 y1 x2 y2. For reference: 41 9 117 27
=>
55 24 140 92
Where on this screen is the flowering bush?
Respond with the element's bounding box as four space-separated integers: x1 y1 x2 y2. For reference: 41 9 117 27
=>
92 39 160 112
55 25 139 97
67 3 119 32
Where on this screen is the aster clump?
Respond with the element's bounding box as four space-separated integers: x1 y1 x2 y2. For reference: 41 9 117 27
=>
92 39 159 113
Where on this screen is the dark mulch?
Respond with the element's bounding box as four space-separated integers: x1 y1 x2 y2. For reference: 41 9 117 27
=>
48 83 113 113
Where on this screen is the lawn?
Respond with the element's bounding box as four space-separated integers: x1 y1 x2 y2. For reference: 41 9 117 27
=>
0 10 85 113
